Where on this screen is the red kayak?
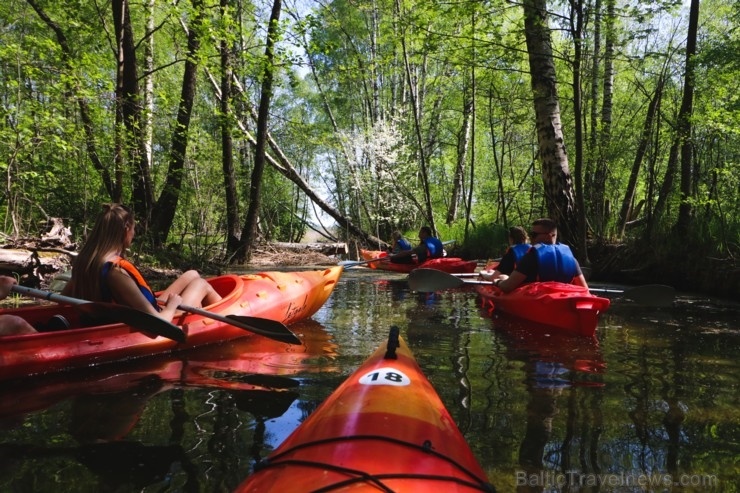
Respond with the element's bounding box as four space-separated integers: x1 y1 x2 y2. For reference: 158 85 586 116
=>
476 281 610 337
0 267 342 381
236 327 493 492
360 249 477 274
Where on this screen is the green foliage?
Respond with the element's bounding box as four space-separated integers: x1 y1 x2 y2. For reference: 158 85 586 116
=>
1 0 739 269
441 222 510 261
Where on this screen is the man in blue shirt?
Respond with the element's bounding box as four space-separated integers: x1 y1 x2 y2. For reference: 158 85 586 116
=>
492 218 588 292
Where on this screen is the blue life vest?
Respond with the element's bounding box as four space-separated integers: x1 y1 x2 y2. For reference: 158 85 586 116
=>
422 237 445 259
510 243 531 267
393 238 413 253
533 243 578 283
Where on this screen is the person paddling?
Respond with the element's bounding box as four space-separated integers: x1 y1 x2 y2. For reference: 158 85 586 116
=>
390 226 445 264
492 218 588 292
62 203 221 322
389 231 413 255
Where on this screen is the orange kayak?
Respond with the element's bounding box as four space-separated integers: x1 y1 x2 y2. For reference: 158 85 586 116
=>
237 327 493 492
0 320 340 427
0 267 342 381
360 249 477 274
476 281 610 337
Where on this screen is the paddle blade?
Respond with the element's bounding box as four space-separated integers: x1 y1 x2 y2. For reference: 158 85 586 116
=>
225 315 302 345
621 284 675 307
407 268 465 292
76 303 186 343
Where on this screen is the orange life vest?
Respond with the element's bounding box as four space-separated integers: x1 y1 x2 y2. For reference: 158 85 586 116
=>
101 256 159 310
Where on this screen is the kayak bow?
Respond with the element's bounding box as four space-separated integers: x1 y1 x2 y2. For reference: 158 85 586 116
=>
237 326 494 492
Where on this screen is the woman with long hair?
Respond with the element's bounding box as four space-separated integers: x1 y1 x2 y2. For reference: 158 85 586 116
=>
63 203 221 321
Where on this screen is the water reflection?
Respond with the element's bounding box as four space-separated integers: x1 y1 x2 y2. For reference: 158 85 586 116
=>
0 273 737 492
483 315 607 492
0 319 338 425
0 320 339 491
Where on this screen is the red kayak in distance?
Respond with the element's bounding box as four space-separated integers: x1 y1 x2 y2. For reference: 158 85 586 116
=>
476 281 611 338
360 249 477 274
236 326 494 492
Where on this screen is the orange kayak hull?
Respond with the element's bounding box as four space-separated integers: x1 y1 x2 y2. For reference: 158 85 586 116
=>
0 267 342 380
360 249 477 274
476 281 610 337
237 328 493 492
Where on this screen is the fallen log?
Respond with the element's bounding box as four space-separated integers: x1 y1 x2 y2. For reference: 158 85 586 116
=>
0 249 36 272
269 242 348 256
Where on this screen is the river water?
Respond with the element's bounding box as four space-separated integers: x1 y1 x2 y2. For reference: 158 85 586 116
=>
0 268 737 492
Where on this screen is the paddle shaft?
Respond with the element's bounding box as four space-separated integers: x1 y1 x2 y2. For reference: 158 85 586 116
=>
339 256 393 268
167 302 302 345
407 268 674 306
11 284 98 307
10 285 186 342
456 278 655 296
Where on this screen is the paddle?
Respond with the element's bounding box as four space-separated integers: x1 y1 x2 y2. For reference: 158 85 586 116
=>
10 285 186 343
337 257 392 268
406 269 676 307
161 301 301 345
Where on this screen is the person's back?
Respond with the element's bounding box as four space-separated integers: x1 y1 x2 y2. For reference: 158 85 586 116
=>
491 218 588 292
516 243 579 283
533 243 578 282
497 226 530 275
417 227 444 261
390 231 413 254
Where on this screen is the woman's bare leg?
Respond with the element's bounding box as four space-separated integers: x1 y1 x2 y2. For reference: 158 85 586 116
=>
162 270 222 307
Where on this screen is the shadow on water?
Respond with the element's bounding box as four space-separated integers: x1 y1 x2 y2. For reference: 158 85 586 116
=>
0 269 737 492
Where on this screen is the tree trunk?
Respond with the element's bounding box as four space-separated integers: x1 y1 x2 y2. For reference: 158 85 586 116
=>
395 0 436 235
143 0 155 172
674 0 699 235
113 0 154 225
568 0 588 262
588 0 601 160
592 0 615 237
220 0 241 258
447 95 473 224
465 20 477 242
150 0 203 246
522 0 578 247
237 0 282 264
617 81 662 237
